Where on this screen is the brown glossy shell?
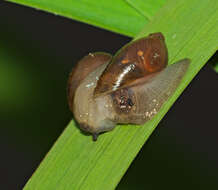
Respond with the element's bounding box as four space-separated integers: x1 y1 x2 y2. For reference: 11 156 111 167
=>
94 33 168 96
67 52 112 112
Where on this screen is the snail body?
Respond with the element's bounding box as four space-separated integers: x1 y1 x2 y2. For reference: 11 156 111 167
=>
68 33 190 141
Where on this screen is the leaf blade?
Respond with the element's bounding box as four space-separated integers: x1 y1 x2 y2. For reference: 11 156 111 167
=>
6 0 148 37
23 0 218 190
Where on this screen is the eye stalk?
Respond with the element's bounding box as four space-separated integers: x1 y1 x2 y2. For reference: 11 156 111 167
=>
67 33 190 141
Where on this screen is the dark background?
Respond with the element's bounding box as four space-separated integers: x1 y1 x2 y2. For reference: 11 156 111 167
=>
0 1 218 189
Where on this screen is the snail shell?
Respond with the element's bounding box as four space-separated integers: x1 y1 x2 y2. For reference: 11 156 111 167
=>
67 33 190 141
67 52 112 112
94 33 168 96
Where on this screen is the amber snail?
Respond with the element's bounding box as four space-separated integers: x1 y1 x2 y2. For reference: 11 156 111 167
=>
67 32 190 141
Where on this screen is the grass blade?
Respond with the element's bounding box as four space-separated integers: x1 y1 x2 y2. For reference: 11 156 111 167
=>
6 0 147 37
23 0 218 189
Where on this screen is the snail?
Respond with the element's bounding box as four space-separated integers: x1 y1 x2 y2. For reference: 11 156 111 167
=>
67 32 190 141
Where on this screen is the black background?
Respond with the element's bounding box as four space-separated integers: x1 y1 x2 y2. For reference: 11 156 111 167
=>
0 1 218 189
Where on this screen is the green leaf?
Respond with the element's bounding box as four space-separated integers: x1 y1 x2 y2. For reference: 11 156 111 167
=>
210 52 218 73
125 0 167 19
6 0 148 37
23 0 218 190
213 63 218 73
